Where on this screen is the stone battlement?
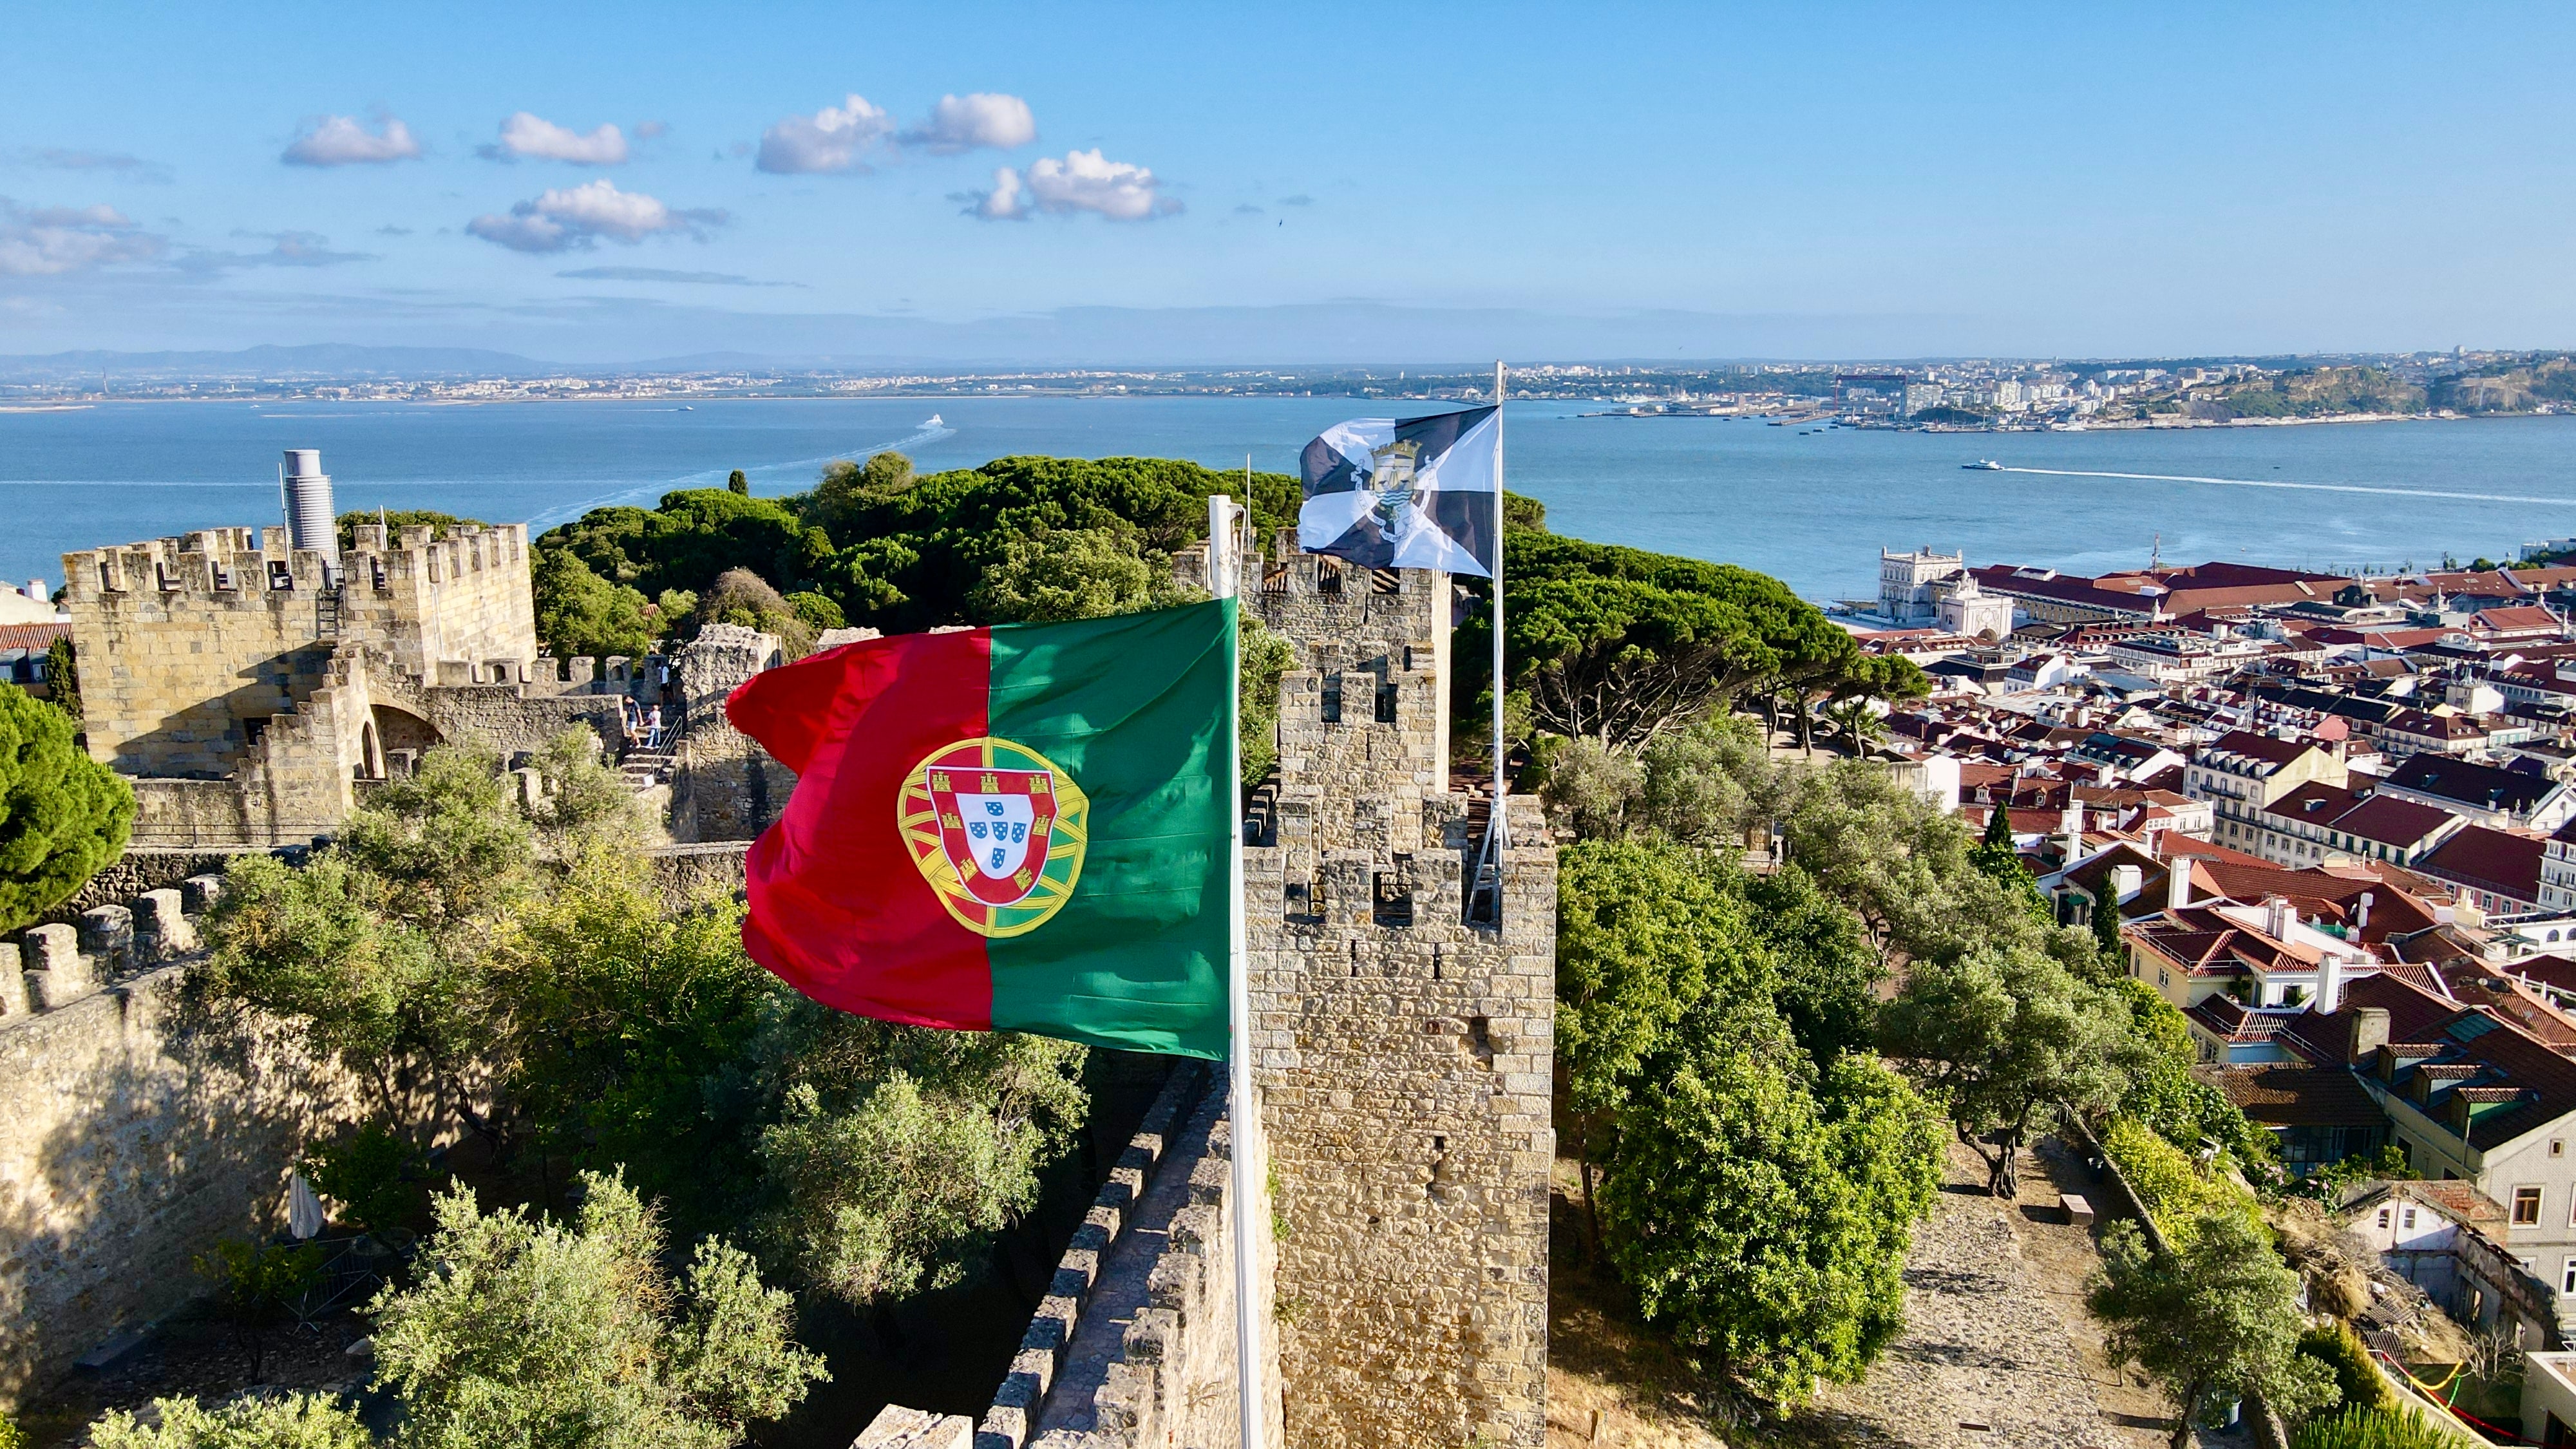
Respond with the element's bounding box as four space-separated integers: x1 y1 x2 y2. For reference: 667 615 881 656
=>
0 871 381 1409
0 874 223 1022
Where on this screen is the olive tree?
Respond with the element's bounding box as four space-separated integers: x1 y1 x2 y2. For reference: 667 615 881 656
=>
371 1170 826 1449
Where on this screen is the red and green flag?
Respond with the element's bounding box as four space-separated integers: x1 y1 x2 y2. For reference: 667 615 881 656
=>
726 598 1235 1059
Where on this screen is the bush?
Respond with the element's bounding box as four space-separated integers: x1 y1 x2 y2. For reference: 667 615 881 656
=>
2289 1405 2460 1449
298 1121 420 1235
2298 1321 2396 1415
2101 1115 2261 1243
90 1394 370 1448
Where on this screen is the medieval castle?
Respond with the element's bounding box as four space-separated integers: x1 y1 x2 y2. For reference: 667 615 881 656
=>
4 468 1557 1448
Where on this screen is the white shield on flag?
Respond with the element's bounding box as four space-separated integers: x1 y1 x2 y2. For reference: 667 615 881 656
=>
958 793 1038 881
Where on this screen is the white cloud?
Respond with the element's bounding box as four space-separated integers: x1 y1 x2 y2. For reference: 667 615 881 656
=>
18 149 173 182
281 114 424 167
178 230 375 274
902 93 1036 155
961 166 1029 220
466 178 724 253
483 112 629 166
1018 149 1179 221
755 95 895 175
0 197 166 275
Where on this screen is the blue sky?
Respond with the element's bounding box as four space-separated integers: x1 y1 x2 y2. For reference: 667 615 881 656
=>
5 3 2574 363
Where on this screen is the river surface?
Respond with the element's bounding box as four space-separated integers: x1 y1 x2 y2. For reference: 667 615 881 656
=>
7 397 2576 600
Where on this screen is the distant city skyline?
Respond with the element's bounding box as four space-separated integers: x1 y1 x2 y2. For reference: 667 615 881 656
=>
7 3 2576 363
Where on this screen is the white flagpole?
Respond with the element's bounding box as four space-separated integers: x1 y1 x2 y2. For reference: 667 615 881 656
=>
1493 361 1509 850
1208 493 1264 1449
1473 362 1510 918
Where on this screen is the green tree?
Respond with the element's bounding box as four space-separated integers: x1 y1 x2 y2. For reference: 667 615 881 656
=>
1600 1007 1940 1408
1633 713 1783 846
967 525 1189 624
492 849 781 1231
1238 614 1294 787
198 852 467 1135
2089 1213 2336 1447
0 680 133 933
1469 533 1856 749
1555 840 1756 1250
1781 761 2071 967
1879 943 2134 1197
727 468 749 496
753 1016 1086 1309
533 547 658 660
300 1121 422 1236
1745 864 1886 1064
91 1394 370 1449
42 634 80 726
2093 880 2126 960
2114 979 2270 1163
1539 737 1643 842
371 1170 826 1449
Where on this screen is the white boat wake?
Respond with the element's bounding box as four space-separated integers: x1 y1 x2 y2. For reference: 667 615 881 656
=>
524 421 958 530
1997 465 2575 508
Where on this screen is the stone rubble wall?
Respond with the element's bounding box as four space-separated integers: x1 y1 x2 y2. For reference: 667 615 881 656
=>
667 625 796 842
0 876 376 1410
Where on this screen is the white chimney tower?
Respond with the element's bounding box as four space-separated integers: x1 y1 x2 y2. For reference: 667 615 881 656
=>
2166 858 2193 913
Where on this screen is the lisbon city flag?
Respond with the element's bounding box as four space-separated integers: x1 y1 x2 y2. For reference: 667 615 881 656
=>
1298 404 1501 578
726 599 1235 1059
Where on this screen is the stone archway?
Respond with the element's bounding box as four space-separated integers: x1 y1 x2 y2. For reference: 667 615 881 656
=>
370 704 440 778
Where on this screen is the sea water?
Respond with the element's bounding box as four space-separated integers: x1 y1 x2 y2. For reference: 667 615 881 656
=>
7 397 2576 601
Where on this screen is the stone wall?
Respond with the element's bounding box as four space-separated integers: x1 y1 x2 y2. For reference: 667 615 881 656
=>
37 849 264 927
668 625 796 842
0 879 374 1410
61 522 535 781
646 842 752 907
1234 547 1555 1449
862 1063 1280 1449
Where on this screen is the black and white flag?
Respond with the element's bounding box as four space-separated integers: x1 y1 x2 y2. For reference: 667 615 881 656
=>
1297 406 1499 578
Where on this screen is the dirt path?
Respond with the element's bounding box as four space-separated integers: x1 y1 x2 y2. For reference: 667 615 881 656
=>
1778 1137 2212 1449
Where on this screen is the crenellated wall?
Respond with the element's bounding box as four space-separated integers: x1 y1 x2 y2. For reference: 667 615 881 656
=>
0 877 378 1410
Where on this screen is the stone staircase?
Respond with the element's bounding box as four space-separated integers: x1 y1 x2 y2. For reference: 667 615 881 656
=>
618 748 672 791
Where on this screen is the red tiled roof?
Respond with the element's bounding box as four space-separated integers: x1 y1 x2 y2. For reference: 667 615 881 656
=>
0 622 68 652
2211 1063 2387 1128
2415 826 2546 904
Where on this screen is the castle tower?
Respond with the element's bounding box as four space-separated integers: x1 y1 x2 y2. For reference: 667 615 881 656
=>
1209 538 1555 1449
59 518 548 844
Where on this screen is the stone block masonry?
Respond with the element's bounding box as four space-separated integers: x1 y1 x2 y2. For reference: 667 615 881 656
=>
0 877 379 1410
864 1061 1280 1449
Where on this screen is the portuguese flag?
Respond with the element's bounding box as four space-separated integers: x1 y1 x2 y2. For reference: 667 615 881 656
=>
726 598 1235 1059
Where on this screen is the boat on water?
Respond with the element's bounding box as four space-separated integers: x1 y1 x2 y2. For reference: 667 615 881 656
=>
922 413 944 428
1964 459 2003 471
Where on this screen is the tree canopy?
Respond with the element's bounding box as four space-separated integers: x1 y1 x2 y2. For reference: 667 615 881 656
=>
370 1170 827 1449
1556 838 1939 1409
0 679 135 933
2090 1213 2335 1446
1464 531 1861 750
532 453 1302 655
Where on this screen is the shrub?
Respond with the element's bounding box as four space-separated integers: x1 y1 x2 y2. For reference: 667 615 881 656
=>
298 1121 420 1235
2298 1321 2396 1415
90 1394 370 1448
2288 1405 2461 1449
2101 1115 2261 1243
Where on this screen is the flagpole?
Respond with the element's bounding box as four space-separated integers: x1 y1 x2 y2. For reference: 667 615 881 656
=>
1474 362 1510 919
1208 493 1264 1449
